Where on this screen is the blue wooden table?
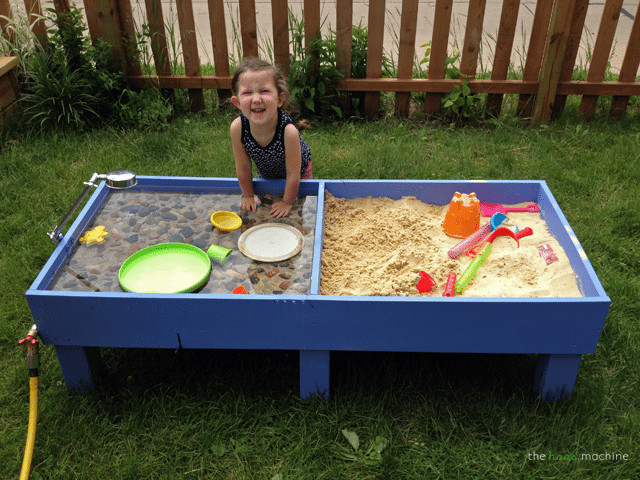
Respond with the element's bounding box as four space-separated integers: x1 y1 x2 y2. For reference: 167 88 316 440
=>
25 178 610 402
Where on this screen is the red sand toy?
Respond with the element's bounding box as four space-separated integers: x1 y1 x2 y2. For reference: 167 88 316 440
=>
416 271 437 293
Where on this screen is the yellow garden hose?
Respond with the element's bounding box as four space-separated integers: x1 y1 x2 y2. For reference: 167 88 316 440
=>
19 325 39 480
20 376 39 480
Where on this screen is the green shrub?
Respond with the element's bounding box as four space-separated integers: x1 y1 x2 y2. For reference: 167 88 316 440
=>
116 88 174 131
287 12 344 119
19 6 125 131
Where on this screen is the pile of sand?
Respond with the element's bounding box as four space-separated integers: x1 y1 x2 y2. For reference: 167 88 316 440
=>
320 193 582 297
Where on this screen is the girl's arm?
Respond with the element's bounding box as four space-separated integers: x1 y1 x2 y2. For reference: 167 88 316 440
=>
270 124 302 218
230 118 258 212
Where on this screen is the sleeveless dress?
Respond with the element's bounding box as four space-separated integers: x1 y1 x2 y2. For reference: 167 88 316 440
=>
240 109 312 179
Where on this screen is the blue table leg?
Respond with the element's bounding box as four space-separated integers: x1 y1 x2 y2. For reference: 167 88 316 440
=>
299 350 330 399
534 354 582 403
54 345 100 390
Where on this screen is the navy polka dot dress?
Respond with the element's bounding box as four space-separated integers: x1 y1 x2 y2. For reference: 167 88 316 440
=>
240 109 311 179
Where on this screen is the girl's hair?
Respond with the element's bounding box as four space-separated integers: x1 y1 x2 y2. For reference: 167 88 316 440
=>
231 57 309 131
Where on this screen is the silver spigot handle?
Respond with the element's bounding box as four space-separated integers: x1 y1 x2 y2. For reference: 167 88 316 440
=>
47 173 105 243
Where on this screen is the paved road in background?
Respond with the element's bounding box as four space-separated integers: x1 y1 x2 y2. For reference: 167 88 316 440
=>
65 0 638 73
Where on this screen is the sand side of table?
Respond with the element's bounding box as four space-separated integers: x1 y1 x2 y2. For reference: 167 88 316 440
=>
320 193 582 297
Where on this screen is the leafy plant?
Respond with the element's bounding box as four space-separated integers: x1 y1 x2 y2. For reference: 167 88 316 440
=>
441 78 483 124
19 6 125 131
116 88 174 131
335 429 389 465
418 43 461 79
287 12 343 119
0 11 45 87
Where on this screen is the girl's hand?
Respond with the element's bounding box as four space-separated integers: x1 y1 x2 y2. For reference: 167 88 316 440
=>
241 196 260 212
269 201 292 218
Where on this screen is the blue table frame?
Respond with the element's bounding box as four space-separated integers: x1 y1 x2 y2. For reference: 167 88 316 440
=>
25 178 610 403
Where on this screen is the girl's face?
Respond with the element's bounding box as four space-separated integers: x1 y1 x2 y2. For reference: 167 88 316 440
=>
232 70 284 126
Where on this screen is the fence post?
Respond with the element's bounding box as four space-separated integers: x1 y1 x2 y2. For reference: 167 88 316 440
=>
532 0 576 122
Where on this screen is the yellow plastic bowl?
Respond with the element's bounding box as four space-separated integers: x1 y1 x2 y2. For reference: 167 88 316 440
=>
210 210 242 232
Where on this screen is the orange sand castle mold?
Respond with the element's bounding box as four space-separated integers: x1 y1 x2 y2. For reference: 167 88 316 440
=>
442 192 481 238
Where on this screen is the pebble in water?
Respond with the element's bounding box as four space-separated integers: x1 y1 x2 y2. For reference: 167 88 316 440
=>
51 191 317 295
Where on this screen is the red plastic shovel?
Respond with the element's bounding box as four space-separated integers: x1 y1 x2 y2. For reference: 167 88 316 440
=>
480 203 539 216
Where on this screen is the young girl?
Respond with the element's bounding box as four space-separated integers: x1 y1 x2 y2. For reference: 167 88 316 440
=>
230 58 312 218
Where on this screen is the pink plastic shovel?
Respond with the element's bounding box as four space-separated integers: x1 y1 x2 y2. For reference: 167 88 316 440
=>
480 202 539 216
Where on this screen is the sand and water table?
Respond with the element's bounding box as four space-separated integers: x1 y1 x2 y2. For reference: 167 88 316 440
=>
25 176 610 402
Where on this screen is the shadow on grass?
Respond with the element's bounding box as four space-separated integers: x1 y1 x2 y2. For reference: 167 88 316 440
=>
92 347 538 402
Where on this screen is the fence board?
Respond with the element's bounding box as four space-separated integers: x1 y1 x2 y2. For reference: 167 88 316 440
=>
336 0 353 115
93 0 125 71
115 0 142 75
207 0 231 102
24 0 48 45
0 0 12 43
7 0 638 122
125 74 640 97
424 0 453 114
82 0 102 42
486 0 520 116
364 0 386 117
578 0 624 119
128 75 233 89
144 0 172 76
336 0 353 77
338 77 640 95
239 0 258 57
533 0 576 122
53 0 70 13
551 0 589 118
176 0 204 111
611 3 640 118
460 0 487 78
0 0 8 22
395 0 419 117
271 0 289 75
516 0 554 118
304 0 321 45
304 0 321 77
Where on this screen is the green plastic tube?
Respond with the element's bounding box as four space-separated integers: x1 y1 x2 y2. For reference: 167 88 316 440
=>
455 243 493 294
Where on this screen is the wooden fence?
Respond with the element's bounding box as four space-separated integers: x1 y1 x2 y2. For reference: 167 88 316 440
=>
3 0 640 121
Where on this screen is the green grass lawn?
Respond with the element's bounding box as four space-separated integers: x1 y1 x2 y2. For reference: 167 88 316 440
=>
1 107 639 479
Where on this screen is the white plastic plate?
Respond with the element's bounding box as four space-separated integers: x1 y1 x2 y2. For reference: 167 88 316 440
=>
238 223 304 262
